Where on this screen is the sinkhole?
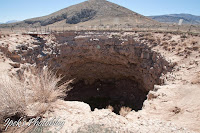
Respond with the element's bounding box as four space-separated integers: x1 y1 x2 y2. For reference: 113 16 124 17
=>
47 32 172 114
58 50 169 114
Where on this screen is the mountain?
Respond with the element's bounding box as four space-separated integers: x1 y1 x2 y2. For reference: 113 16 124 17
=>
0 20 19 24
148 14 200 25
0 0 157 28
6 20 19 24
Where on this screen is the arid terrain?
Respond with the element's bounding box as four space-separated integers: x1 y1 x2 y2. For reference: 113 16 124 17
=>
0 0 200 133
0 30 200 132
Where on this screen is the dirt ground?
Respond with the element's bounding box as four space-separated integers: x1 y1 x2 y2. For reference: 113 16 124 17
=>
0 31 200 132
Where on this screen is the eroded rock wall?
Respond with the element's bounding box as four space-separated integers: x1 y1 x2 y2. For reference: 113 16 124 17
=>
0 31 173 92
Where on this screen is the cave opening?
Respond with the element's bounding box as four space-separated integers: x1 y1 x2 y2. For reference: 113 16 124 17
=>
65 78 149 114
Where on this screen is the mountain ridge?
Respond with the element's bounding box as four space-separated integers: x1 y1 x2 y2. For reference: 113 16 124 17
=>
148 14 200 25
0 20 19 24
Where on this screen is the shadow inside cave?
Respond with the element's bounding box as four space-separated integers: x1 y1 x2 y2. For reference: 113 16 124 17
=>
65 79 148 114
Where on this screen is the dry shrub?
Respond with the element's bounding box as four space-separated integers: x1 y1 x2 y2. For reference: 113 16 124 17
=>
191 41 197 45
23 67 72 103
156 38 161 43
192 46 199 51
146 36 155 42
138 33 145 37
0 75 27 120
163 45 168 50
162 41 168 46
181 39 185 42
171 42 178 46
172 107 181 114
119 106 132 117
144 33 152 36
183 43 187 46
167 35 172 40
162 37 167 41
106 105 114 112
0 67 72 121
180 35 187 39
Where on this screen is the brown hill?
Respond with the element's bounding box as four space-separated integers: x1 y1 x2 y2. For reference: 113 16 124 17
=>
0 0 157 28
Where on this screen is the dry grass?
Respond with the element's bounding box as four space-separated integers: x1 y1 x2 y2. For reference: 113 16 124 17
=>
163 45 168 50
191 40 197 45
147 36 155 42
23 67 72 103
156 38 161 44
162 41 169 46
119 106 132 117
0 75 27 120
180 35 187 39
0 67 72 121
106 105 114 112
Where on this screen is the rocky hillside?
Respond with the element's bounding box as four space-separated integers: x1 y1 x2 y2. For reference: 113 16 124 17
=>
0 0 156 28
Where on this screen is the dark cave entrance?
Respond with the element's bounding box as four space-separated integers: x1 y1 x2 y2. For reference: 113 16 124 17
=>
65 79 149 114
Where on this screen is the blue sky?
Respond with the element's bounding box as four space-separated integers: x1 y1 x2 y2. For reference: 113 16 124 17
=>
0 0 199 22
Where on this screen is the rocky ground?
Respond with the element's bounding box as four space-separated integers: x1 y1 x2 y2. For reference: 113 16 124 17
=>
0 31 200 133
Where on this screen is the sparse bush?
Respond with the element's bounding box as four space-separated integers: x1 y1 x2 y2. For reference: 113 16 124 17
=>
184 49 192 55
167 35 172 40
178 48 182 51
172 107 181 114
0 75 27 120
106 105 114 112
156 38 161 43
168 47 171 51
138 33 145 37
0 67 72 121
162 41 168 46
191 41 197 45
144 33 152 36
163 33 167 37
162 37 167 41
181 39 185 42
192 46 199 51
119 106 132 117
180 35 187 39
171 42 178 46
182 43 187 46
23 67 72 103
146 36 155 42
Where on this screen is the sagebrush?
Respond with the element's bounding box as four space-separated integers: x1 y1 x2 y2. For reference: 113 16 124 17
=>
0 67 72 121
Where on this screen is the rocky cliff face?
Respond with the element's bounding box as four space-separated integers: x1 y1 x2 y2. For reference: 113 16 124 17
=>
51 32 172 89
2 31 172 90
